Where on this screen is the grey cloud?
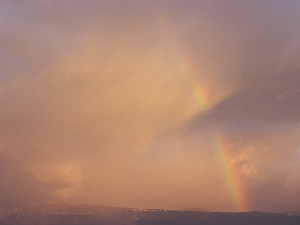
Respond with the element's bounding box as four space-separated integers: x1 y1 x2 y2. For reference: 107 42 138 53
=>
1 0 300 212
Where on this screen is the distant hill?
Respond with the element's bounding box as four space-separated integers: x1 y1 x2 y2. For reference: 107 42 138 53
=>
1 204 300 225
135 210 300 225
0 203 135 225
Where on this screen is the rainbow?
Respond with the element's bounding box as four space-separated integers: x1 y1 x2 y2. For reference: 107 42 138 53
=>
157 17 249 211
174 53 209 111
157 16 210 112
211 133 250 211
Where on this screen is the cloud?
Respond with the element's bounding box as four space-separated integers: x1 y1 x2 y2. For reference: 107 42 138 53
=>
0 0 300 212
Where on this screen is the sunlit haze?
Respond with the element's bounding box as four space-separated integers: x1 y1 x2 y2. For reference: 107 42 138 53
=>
1 0 300 212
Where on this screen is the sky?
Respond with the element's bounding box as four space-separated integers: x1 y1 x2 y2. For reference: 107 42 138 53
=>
0 0 300 212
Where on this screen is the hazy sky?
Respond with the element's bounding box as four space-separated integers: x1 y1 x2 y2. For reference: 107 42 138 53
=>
1 0 300 212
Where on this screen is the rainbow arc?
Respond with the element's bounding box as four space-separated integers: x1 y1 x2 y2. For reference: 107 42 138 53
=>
158 17 249 211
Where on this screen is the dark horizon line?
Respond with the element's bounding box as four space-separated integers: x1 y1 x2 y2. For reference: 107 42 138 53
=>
1 202 299 215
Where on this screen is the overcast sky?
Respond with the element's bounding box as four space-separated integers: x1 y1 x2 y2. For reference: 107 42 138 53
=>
1 0 300 212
